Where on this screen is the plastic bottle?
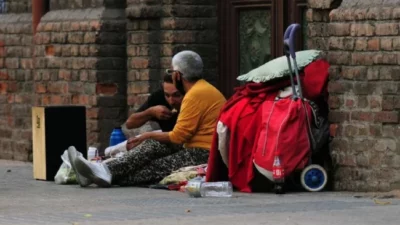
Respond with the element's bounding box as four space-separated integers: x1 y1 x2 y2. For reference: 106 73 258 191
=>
109 127 127 147
272 155 285 183
200 181 233 197
87 147 98 161
186 180 233 198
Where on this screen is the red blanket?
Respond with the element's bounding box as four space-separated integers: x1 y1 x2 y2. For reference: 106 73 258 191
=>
206 59 330 192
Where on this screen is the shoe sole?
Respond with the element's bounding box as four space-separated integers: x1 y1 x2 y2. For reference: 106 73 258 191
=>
74 157 111 188
67 147 89 187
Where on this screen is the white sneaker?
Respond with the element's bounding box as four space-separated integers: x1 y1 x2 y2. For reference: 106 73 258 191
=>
67 146 92 187
74 154 112 187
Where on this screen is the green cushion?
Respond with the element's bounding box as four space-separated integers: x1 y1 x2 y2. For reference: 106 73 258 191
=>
237 50 322 83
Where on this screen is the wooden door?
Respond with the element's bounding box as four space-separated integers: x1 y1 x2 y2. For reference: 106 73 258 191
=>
217 0 308 98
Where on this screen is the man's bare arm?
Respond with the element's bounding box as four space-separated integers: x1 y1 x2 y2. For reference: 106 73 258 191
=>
125 108 153 129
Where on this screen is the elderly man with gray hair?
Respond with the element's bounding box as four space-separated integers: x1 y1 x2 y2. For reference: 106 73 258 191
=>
68 50 226 187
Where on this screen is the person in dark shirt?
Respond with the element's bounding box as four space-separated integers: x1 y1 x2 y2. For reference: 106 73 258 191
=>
125 75 183 132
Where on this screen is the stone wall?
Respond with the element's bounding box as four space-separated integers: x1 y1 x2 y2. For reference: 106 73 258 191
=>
308 0 400 191
0 0 33 160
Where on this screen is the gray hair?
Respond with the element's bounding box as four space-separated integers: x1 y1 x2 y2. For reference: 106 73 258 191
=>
172 50 203 82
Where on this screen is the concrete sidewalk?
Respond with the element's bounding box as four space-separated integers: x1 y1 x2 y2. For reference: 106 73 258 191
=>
0 160 399 225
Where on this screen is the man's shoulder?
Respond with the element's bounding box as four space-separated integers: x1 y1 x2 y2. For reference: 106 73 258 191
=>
186 80 225 102
191 80 223 96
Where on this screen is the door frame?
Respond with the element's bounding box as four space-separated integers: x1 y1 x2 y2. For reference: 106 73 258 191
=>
217 0 307 98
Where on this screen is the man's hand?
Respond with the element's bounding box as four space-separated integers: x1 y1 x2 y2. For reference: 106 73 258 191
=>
149 105 172 120
126 134 148 150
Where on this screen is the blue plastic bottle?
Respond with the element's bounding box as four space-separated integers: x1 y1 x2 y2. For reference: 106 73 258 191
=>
109 127 127 147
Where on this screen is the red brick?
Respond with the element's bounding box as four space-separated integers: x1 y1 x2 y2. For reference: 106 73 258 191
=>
127 70 152 81
373 53 397 65
89 21 101 31
375 23 399 36
341 66 367 80
328 95 341 109
369 125 382 137
351 53 374 66
327 52 350 65
344 124 358 137
380 38 393 51
20 59 33 69
87 108 99 119
329 111 350 122
72 94 89 105
41 95 51 105
353 8 368 21
367 68 380 80
330 124 338 137
350 23 375 37
354 39 367 51
47 82 67 94
0 72 8 80
71 22 81 31
5 58 19 69
0 82 7 94
367 39 380 51
128 81 150 94
374 111 399 123
366 7 393 20
58 70 71 81
351 111 374 121
329 37 355 50
43 22 53 32
79 21 90 31
358 96 368 108
369 96 381 109
14 94 32 104
7 82 18 93
50 95 63 105
392 8 400 19
345 99 355 108
161 31 196 43
80 71 89 81
393 37 400 50
382 96 394 110
0 46 4 57
96 83 118 96
328 81 353 94
87 132 99 145
130 57 150 69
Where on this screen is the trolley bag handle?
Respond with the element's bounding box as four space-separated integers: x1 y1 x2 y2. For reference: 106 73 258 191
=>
283 24 298 99
283 23 304 99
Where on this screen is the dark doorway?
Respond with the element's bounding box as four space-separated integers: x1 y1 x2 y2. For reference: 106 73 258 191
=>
217 0 308 98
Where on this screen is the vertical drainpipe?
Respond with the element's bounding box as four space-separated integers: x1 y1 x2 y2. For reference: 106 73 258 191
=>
32 0 46 34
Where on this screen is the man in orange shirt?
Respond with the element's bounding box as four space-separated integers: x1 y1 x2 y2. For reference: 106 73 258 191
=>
69 50 226 187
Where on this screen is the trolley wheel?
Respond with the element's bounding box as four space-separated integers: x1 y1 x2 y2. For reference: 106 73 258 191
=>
301 164 327 192
274 184 285 194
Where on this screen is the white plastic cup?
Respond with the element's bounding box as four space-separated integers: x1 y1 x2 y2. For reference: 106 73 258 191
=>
87 147 98 161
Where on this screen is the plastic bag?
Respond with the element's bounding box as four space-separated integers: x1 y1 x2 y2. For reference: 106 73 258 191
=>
54 150 78 185
159 164 207 185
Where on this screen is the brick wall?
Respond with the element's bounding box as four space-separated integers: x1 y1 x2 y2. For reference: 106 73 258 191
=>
1 0 219 160
33 4 127 151
126 0 218 119
0 0 33 160
308 0 400 191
